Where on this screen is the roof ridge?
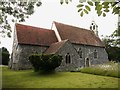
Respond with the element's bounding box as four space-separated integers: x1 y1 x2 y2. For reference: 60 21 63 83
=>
16 23 53 31
54 21 92 32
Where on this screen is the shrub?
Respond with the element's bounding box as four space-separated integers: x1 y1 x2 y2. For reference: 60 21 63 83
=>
2 47 10 65
2 52 10 65
80 63 120 78
29 54 62 72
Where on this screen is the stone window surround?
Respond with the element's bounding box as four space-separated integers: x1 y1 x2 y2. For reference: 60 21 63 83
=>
77 48 82 58
94 49 98 59
65 53 71 64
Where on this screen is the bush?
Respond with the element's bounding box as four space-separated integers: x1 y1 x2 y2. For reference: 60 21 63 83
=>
80 63 120 78
29 54 62 72
2 52 10 65
2 47 10 65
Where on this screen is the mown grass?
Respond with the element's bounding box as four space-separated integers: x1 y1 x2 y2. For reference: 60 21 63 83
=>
1 66 119 88
80 62 120 78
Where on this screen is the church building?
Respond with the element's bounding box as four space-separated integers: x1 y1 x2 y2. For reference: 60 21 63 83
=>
9 21 108 71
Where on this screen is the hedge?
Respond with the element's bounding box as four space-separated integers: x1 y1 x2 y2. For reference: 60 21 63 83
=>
29 54 62 72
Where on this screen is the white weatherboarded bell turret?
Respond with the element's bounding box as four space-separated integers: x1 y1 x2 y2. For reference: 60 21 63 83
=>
90 21 99 37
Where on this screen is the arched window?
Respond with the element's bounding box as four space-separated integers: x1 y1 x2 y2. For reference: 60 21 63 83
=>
65 53 71 64
78 48 82 58
86 58 90 67
94 50 97 58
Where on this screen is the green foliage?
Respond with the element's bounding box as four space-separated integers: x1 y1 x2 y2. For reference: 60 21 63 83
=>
80 63 120 78
106 46 120 62
0 0 42 37
102 27 120 62
76 1 119 17
29 54 62 72
2 47 10 65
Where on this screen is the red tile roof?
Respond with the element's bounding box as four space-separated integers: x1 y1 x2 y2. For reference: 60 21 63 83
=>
54 22 105 47
16 23 58 46
45 39 68 54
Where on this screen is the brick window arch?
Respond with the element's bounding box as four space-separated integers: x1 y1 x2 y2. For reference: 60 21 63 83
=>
65 53 71 64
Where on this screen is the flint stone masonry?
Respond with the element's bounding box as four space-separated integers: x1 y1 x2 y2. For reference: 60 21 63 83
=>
10 44 48 70
54 41 81 71
73 44 108 66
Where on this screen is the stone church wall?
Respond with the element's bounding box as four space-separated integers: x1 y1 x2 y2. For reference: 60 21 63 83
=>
73 44 108 67
55 41 82 71
11 44 48 70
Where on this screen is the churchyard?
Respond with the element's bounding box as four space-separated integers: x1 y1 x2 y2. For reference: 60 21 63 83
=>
1 62 119 88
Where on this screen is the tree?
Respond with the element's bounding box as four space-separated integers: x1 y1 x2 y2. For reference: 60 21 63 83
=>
0 0 119 37
110 22 120 47
2 47 10 65
0 0 42 37
102 26 120 62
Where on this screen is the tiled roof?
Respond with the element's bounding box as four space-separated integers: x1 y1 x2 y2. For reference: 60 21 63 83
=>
16 23 58 46
54 22 105 47
45 39 68 54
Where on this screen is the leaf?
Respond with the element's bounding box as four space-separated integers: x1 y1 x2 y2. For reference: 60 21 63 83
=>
80 11 84 17
102 2 109 6
77 4 84 7
95 2 100 7
84 9 88 14
79 0 86 3
36 1 42 7
78 8 82 12
103 5 109 9
97 11 102 16
104 9 109 12
85 5 91 11
12 19 14 22
112 6 119 14
87 1 93 6
65 0 68 4
7 32 11 38
111 2 118 7
103 13 106 17
60 0 64 5
0 18 4 24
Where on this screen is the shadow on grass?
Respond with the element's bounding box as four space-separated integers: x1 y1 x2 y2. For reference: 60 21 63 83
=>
25 69 65 78
38 70 56 75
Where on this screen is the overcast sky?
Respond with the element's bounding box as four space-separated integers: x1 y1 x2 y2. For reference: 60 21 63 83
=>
0 0 118 53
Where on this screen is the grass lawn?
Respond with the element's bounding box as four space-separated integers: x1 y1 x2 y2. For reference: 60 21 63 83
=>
2 66 119 88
